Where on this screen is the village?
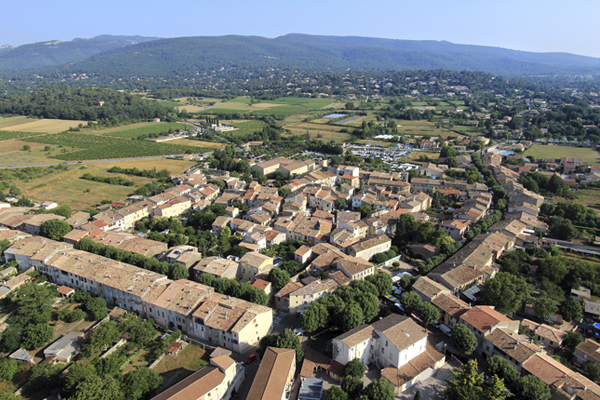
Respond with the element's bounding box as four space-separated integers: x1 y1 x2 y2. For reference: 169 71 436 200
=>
0 137 600 400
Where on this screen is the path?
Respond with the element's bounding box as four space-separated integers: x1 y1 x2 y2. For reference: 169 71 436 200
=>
0 155 186 169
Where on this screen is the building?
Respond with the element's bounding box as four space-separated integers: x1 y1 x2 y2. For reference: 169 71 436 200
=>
347 235 392 261
165 245 203 268
151 353 244 400
459 306 519 351
520 319 567 349
193 257 240 281
239 252 274 282
246 347 296 400
287 279 339 315
412 276 450 303
481 327 540 371
274 282 304 313
44 332 85 362
574 339 600 366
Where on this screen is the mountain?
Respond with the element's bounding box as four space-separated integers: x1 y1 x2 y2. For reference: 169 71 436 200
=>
0 35 159 72
3 34 600 77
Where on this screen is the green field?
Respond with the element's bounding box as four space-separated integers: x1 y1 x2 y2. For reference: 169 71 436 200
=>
97 122 189 138
0 130 46 141
221 120 267 136
0 115 88 133
525 145 600 164
23 132 208 161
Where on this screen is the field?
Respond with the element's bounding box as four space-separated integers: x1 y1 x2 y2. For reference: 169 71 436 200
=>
221 120 266 136
5 159 194 209
199 97 337 117
0 130 46 141
22 132 207 161
96 122 189 138
167 139 226 149
525 145 600 164
0 140 67 166
0 116 87 133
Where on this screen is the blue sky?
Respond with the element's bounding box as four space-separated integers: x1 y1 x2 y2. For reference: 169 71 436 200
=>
3 0 600 58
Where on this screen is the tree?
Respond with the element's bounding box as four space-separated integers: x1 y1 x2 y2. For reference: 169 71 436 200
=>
517 375 551 400
277 329 304 363
85 297 108 320
560 297 582 323
327 386 348 400
485 355 520 388
269 268 290 292
480 272 533 315
416 302 440 326
64 363 97 396
364 379 394 400
69 375 122 400
22 145 30 151
65 309 86 322
400 292 422 315
21 323 53 350
168 263 189 280
341 303 364 332
537 257 569 284
533 291 558 322
278 187 291 198
121 367 162 400
350 280 379 297
563 331 583 349
300 303 329 332
365 272 392 296
344 359 367 379
445 359 484 400
483 375 513 400
8 186 21 197
414 390 421 400
355 293 379 323
0 358 17 382
336 197 347 209
341 375 363 399
451 324 478 356
0 393 22 400
39 219 72 240
585 362 600 382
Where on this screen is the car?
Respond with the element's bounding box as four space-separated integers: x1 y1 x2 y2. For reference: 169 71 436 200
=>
245 354 257 364
293 327 306 336
9 164 14 167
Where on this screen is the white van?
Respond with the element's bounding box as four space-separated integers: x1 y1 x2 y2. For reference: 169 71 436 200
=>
440 324 452 337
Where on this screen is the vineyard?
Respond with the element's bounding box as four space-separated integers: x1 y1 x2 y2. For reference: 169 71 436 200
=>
0 131 45 141
99 122 189 138
23 132 208 161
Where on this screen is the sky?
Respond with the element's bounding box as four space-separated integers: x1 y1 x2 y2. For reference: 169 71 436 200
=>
3 0 600 58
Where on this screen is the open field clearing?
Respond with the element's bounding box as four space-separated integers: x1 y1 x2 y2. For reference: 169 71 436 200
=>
9 159 193 209
264 97 334 109
555 188 600 214
176 105 205 112
0 130 46 141
96 122 189 138
22 132 206 161
0 141 70 166
168 139 226 148
0 116 87 133
286 128 351 142
221 119 266 136
525 145 600 164
322 101 347 109
154 345 209 393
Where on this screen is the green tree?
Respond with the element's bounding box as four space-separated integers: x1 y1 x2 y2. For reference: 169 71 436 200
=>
365 272 392 296
344 359 366 379
39 219 72 240
278 187 291 198
69 375 122 400
451 324 478 356
341 303 364 332
485 355 520 388
269 268 290 292
400 292 422 315
300 303 329 332
0 358 17 382
22 145 30 151
355 293 379 323
445 359 484 400
533 291 558 321
85 297 108 320
121 367 162 400
341 375 363 399
364 379 394 400
563 331 583 349
585 362 600 382
8 186 21 197
277 329 304 363
416 302 440 326
480 272 533 315
517 375 551 400
65 309 86 322
0 393 22 400
22 323 53 350
168 263 189 280
327 386 348 400
414 390 421 400
64 363 97 396
560 297 582 323
483 375 513 400
336 197 347 209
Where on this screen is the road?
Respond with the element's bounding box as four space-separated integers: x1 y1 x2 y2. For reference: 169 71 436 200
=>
0 155 186 169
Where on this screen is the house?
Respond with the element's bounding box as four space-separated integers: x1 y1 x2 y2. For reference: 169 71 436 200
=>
431 293 471 328
274 282 304 313
411 276 450 303
574 339 600 366
246 347 296 400
251 279 273 303
520 319 567 349
44 332 85 363
440 219 470 241
239 252 274 282
58 285 75 298
294 245 312 265
481 327 540 372
335 257 375 281
193 257 239 281
212 216 232 236
165 246 203 268
151 353 244 400
347 235 391 261
21 214 66 235
287 279 339 315
458 306 519 351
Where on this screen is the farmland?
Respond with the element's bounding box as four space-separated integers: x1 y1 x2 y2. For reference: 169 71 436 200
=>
0 115 87 133
525 145 600 164
4 159 194 209
0 130 46 141
220 120 267 136
0 140 66 166
97 122 189 138
22 132 207 161
167 138 226 149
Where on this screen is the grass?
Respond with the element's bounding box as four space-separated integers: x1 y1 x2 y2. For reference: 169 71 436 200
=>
167 139 226 149
0 140 68 166
96 122 189 138
154 344 210 391
0 116 87 133
220 120 267 136
525 145 600 164
7 159 194 209
0 130 46 141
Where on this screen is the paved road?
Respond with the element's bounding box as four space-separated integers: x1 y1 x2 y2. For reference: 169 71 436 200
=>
0 155 184 169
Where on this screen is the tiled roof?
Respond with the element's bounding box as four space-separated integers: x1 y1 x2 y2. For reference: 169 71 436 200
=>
484 328 540 364
333 324 373 348
460 306 512 334
412 276 449 301
372 314 427 351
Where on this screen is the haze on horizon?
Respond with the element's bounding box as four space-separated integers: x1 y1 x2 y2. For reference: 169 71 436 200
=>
3 0 599 59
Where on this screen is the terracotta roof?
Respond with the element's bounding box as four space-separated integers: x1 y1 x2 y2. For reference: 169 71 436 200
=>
372 314 427 351
576 339 600 364
484 328 540 364
431 293 471 317
522 353 573 386
247 347 295 400
381 339 445 387
459 306 512 334
412 276 449 301
150 365 225 400
333 324 374 348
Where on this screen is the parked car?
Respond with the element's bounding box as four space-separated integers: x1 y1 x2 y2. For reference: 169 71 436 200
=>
293 327 306 336
245 354 257 364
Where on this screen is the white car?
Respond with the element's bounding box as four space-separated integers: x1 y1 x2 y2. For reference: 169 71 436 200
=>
293 327 306 336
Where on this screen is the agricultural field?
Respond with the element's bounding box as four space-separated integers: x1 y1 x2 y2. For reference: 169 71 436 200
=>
167 139 226 149
22 132 207 161
220 119 266 136
0 130 46 141
525 145 600 164
97 122 189 138
5 159 194 209
0 140 66 167
0 116 87 133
